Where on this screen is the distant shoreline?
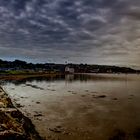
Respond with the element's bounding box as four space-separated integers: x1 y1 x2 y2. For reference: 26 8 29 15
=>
0 72 139 81
0 59 140 74
0 73 63 80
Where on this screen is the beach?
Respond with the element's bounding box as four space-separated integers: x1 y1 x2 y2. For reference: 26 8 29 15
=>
2 74 140 140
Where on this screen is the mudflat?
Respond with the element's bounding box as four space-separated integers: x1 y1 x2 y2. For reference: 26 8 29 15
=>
3 74 140 140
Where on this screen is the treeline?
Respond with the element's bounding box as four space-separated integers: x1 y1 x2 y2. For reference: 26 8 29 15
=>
0 59 65 72
0 59 139 73
67 64 139 73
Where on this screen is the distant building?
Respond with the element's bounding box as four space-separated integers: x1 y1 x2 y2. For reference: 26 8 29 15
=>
107 69 112 73
90 69 99 73
65 66 75 74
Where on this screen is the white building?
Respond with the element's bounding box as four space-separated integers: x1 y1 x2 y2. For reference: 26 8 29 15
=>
65 66 75 73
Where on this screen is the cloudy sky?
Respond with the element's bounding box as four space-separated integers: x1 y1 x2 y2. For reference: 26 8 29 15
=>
0 0 140 68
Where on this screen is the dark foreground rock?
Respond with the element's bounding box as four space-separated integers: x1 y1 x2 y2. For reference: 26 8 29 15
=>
0 86 42 140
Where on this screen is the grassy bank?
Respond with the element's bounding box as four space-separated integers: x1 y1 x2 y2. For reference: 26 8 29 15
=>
0 71 62 81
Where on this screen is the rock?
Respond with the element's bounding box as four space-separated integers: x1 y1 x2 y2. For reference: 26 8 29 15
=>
0 86 43 140
133 128 140 139
85 90 89 92
56 126 62 128
96 95 106 98
34 111 43 117
15 103 24 108
81 95 86 97
36 102 40 104
109 129 126 140
0 130 26 140
34 114 43 117
112 98 118 100
68 91 72 92
0 125 6 132
130 95 134 97
49 128 62 133
11 109 23 119
0 102 5 107
49 127 64 133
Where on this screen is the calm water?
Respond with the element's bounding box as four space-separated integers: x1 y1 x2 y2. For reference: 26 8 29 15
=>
2 74 140 140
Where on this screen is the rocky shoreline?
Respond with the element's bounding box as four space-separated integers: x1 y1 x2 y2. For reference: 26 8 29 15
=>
0 86 42 140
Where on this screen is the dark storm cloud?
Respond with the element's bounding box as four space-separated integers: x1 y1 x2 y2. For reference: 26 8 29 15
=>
0 0 140 68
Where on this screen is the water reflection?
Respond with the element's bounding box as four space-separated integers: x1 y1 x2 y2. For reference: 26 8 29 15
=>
2 74 140 140
0 74 133 86
65 74 74 82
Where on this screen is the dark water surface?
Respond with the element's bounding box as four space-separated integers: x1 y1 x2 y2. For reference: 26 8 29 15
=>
2 74 140 140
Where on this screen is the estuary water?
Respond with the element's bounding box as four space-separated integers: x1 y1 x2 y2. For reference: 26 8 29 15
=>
2 74 140 140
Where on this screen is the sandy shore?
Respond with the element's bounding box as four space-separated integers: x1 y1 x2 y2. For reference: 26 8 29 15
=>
0 86 42 140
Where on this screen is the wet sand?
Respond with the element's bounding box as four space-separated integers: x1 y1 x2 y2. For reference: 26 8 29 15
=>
3 74 140 140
